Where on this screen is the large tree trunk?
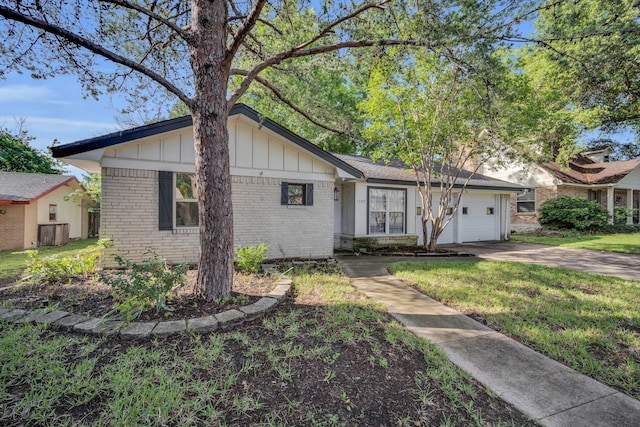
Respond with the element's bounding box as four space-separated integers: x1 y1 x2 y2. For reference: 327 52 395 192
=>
190 0 234 301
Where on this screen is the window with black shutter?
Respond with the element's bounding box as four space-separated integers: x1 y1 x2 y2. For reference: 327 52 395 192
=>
281 182 313 206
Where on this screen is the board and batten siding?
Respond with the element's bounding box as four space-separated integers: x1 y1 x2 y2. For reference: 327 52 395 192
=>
99 117 336 265
102 116 335 179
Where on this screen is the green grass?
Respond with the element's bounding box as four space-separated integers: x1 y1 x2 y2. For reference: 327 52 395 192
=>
0 238 98 280
389 260 640 400
0 265 537 426
510 232 640 254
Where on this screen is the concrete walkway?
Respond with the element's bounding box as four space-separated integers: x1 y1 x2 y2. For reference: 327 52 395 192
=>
339 255 640 427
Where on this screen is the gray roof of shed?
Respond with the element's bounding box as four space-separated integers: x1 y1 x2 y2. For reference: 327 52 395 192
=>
0 172 78 203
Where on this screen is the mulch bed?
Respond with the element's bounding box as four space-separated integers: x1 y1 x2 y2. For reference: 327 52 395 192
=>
0 270 275 322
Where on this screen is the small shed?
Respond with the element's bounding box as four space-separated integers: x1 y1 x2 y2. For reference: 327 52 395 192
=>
0 172 89 250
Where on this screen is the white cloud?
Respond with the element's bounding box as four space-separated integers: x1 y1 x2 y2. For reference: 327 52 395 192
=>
0 84 54 103
0 115 116 150
0 116 115 133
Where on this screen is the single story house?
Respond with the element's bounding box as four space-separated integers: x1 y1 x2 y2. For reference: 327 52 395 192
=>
479 146 640 231
0 172 89 250
51 104 522 265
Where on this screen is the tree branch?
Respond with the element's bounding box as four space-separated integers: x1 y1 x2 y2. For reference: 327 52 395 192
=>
226 0 268 63
293 0 389 52
228 38 429 108
230 68 362 143
0 5 192 106
100 0 188 40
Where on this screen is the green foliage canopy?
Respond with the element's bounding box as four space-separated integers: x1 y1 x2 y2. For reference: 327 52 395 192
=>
0 129 63 174
529 0 640 139
65 173 101 210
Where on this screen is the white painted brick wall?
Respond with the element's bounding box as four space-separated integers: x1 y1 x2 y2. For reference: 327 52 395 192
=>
101 168 334 266
232 175 334 259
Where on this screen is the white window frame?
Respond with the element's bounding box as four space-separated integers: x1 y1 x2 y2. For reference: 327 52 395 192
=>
367 187 406 235
516 189 536 213
174 173 199 228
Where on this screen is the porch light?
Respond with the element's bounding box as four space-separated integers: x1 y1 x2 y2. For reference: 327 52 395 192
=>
334 187 340 201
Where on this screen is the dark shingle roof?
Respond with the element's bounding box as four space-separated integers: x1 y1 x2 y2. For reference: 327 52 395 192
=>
333 154 522 191
540 158 640 185
0 172 77 203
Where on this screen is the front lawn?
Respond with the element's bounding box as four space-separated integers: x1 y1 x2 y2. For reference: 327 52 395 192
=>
0 265 536 426
0 238 99 281
510 232 640 254
389 260 640 400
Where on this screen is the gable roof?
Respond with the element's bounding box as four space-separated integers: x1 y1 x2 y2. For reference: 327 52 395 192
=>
540 158 640 185
334 154 523 191
0 172 79 204
50 103 364 179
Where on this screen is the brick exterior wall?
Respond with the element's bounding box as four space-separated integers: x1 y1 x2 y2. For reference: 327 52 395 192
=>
557 186 589 200
510 185 627 232
0 205 25 250
232 175 333 259
101 167 334 266
510 186 558 231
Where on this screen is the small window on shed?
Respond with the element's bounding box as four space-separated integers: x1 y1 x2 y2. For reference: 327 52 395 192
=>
462 207 468 215
49 204 57 221
486 207 494 215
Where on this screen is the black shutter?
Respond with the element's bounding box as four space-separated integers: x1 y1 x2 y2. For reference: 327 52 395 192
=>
305 183 314 206
281 182 289 205
158 171 173 230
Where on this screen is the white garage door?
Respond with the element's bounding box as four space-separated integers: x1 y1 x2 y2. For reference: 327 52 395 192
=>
459 194 497 242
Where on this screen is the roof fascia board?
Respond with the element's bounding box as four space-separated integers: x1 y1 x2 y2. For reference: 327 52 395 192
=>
365 178 522 192
51 116 193 158
51 103 365 180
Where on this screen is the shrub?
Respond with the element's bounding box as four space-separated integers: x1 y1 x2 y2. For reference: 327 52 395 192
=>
613 206 638 225
23 239 111 284
235 244 268 273
101 250 188 320
538 196 609 230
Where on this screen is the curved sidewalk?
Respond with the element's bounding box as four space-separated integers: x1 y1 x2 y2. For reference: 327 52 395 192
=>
339 255 640 427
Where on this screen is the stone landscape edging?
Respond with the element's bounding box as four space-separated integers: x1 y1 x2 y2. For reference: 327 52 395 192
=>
0 277 292 339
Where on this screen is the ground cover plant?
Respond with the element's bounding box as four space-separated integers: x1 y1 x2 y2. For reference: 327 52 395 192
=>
510 232 640 254
0 262 538 426
389 260 640 400
0 238 98 284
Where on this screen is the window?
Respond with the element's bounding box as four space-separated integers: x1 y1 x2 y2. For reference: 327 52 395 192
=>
281 182 313 206
368 188 406 234
516 189 535 213
462 207 468 215
48 204 57 221
175 173 198 227
486 207 495 215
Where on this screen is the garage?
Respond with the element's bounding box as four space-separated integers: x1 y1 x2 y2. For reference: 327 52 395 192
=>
459 192 499 242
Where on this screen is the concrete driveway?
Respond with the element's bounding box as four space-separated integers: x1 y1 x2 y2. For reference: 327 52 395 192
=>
449 241 640 281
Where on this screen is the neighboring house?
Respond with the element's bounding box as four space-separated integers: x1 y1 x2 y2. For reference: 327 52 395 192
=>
51 104 522 265
0 172 89 250
479 146 640 231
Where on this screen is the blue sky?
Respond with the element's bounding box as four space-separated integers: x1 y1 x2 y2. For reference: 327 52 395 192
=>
0 72 123 178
